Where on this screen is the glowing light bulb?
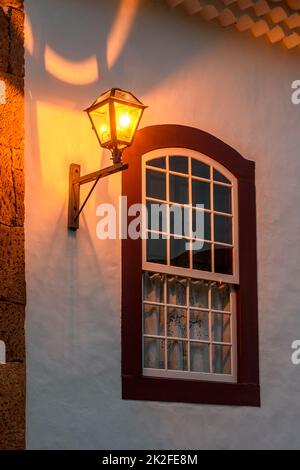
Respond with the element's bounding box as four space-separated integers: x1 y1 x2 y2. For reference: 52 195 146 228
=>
119 113 131 128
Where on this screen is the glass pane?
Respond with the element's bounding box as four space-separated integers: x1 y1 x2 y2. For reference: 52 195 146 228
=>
211 282 231 311
190 343 210 372
169 174 189 204
192 242 212 272
146 200 167 233
170 205 189 238
146 169 166 200
167 307 187 338
213 169 230 184
167 276 187 305
212 344 231 374
192 180 210 209
190 310 209 341
146 157 166 169
143 272 164 303
114 101 142 145
170 236 190 268
192 159 210 179
169 156 188 174
89 103 111 145
213 184 231 214
214 214 232 244
189 279 209 308
167 340 188 370
144 304 165 336
212 313 231 343
147 234 167 265
214 245 233 275
192 209 210 240
144 338 165 369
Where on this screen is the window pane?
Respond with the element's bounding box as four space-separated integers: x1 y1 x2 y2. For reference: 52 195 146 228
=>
143 272 164 303
192 180 210 209
169 174 188 204
213 169 230 184
214 184 231 214
167 307 187 338
214 214 232 244
147 234 167 265
144 338 165 369
211 283 231 311
169 156 188 174
167 276 187 306
190 342 210 372
146 157 166 169
212 344 231 374
189 279 209 308
170 205 189 238
212 313 231 343
144 304 165 336
192 209 210 240
190 310 209 341
146 200 167 233
170 236 190 268
146 169 166 200
192 241 212 272
192 159 210 179
167 340 188 370
214 244 233 275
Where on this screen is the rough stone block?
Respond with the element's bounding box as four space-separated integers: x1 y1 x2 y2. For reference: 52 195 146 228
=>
0 145 24 226
0 225 25 305
0 301 24 362
11 147 23 169
0 7 9 72
0 1 23 10
8 8 24 77
0 73 23 149
0 363 25 450
12 168 24 226
0 146 14 226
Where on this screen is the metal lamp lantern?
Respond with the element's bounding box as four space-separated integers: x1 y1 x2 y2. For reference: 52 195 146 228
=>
85 88 147 164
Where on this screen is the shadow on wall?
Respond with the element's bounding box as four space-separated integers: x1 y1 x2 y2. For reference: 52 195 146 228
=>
24 0 216 262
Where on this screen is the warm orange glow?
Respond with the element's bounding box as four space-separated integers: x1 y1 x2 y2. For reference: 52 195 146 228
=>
107 0 139 70
86 88 146 152
25 13 34 56
114 101 142 147
35 100 102 194
119 113 131 128
44 45 99 85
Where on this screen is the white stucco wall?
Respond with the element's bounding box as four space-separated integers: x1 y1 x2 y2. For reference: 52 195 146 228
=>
25 0 300 449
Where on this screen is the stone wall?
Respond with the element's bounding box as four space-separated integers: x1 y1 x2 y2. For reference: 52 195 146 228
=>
0 0 25 450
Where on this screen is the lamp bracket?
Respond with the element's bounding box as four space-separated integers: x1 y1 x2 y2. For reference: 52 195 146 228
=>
68 162 128 231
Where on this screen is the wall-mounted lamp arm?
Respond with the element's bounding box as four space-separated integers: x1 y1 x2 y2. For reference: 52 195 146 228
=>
68 162 128 231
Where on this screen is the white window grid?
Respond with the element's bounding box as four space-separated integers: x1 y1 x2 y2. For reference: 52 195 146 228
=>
142 274 237 383
142 148 239 285
141 149 239 383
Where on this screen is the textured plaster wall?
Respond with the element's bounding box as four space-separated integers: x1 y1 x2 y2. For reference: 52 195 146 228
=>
25 0 300 449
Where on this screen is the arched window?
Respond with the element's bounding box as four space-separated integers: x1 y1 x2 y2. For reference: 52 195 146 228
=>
122 125 259 406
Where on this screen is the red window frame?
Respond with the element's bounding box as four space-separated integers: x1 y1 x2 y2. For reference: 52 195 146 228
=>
121 124 260 406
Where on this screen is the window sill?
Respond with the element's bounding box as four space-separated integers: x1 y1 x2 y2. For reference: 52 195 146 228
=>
122 374 260 407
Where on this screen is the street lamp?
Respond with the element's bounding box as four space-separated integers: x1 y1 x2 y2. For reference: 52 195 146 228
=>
68 88 147 231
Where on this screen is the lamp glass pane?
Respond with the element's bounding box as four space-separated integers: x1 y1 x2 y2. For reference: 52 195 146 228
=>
88 103 111 145
114 101 142 146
